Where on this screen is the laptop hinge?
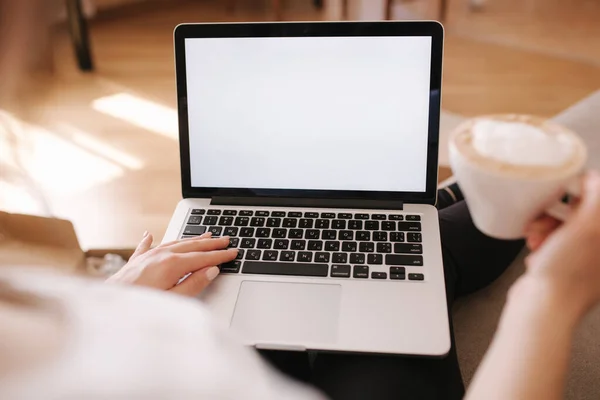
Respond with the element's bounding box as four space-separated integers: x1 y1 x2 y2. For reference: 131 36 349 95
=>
210 196 403 210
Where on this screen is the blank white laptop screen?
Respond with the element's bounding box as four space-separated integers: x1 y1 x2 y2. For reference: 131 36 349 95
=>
185 36 432 192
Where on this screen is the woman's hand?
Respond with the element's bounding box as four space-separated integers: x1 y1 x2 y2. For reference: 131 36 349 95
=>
523 171 600 315
107 232 238 296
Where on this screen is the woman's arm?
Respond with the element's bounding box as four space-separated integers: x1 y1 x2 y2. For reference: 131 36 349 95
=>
467 171 600 399
466 277 584 400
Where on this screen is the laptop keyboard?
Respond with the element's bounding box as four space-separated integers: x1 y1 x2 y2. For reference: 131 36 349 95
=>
181 209 425 281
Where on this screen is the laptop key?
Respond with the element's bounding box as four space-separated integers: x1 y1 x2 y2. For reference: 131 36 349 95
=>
305 229 320 240
250 217 266 227
353 266 369 279
354 213 369 220
234 217 249 226
183 225 207 236
371 214 386 220
376 243 392 253
315 219 330 229
288 212 302 218
381 221 395 231
291 240 306 250
266 218 281 227
394 244 423 254
320 212 335 218
240 238 256 248
256 211 270 217
308 240 323 251
218 217 234 226
207 210 221 216
371 272 387 279
256 228 271 238
271 211 286 217
240 227 255 237
224 227 239 236
236 249 244 260
339 230 353 241
409 273 424 281
350 253 365 264
282 218 297 228
208 226 222 236
391 274 406 280
406 215 421 221
257 239 272 249
304 212 319 218
332 220 346 229
274 239 289 250
407 233 422 243
342 241 357 252
272 228 287 238
243 261 328 277
298 251 313 262
299 218 313 228
203 216 218 225
331 265 351 278
325 241 340 251
288 229 303 239
389 214 404 221
367 254 383 265
228 238 239 248
365 221 379 230
220 260 241 273
390 267 406 275
223 210 237 216
348 220 363 230
386 254 424 266
397 222 421 232
373 232 388 241
359 242 375 252
356 231 370 241
322 230 337 240
315 252 330 263
332 253 348 263
191 209 205 215
390 232 405 242
337 213 352 219
239 210 253 216
187 216 202 225
246 250 261 260
280 251 295 262
262 250 278 261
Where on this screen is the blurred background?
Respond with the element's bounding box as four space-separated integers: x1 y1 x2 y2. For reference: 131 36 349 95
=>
1 0 599 250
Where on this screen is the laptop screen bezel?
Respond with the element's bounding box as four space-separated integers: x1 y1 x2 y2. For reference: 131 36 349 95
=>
174 21 443 205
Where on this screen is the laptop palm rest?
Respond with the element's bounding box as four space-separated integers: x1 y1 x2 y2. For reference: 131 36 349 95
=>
231 281 341 345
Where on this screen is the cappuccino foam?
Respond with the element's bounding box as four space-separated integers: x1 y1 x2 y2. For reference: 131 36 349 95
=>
452 115 585 178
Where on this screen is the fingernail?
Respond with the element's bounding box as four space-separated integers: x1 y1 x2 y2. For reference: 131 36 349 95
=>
205 266 220 281
143 230 149 238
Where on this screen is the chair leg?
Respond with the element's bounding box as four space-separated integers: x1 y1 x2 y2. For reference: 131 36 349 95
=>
385 0 393 20
273 0 283 20
65 0 94 72
439 0 449 21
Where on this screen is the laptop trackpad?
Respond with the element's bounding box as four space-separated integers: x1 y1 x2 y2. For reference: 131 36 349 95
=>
231 281 341 345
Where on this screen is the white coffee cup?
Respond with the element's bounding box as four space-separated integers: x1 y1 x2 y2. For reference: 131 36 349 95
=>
448 115 588 240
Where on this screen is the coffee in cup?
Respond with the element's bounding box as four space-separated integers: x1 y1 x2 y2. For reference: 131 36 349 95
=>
449 114 587 239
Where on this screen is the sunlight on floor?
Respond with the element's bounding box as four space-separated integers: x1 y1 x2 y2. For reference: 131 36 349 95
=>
0 111 125 199
60 124 145 170
91 93 179 140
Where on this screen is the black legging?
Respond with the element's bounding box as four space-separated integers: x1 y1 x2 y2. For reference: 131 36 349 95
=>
261 188 525 400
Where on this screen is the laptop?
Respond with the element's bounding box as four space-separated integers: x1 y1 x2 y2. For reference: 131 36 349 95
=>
163 21 450 357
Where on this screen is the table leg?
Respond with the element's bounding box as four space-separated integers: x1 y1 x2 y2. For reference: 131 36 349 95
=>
65 0 94 72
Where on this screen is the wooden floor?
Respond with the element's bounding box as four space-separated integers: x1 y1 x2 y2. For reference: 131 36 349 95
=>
2 0 599 249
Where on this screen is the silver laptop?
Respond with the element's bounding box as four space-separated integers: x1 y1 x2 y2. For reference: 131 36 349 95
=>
163 21 450 357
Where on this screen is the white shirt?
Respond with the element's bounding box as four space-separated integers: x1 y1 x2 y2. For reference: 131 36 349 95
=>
0 268 325 400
